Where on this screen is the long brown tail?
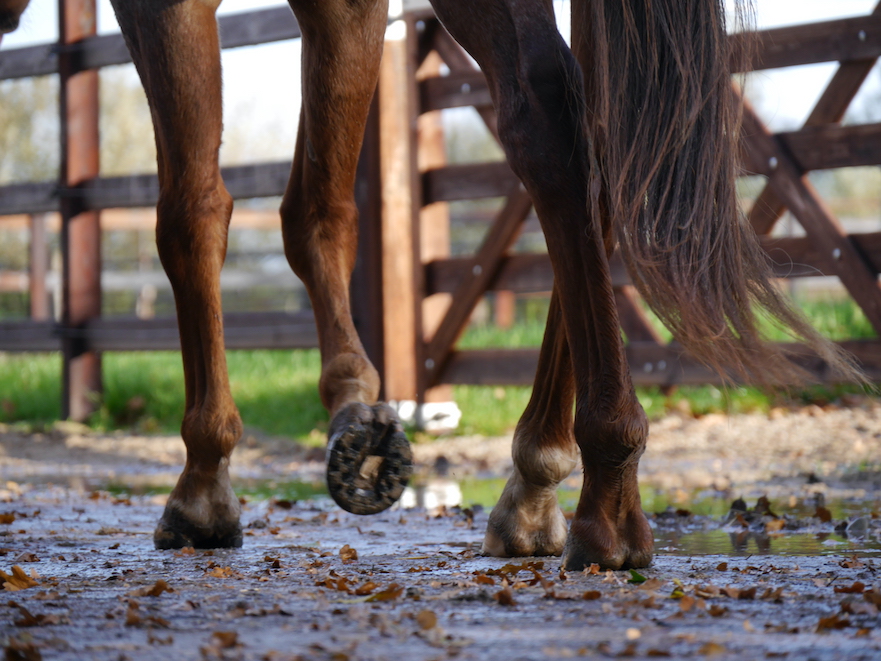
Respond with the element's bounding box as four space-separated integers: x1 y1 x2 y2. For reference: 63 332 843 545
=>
573 0 860 384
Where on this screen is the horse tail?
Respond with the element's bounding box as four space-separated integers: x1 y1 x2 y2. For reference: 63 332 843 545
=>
572 0 860 384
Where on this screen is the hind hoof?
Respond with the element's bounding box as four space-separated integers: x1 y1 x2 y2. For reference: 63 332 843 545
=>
154 506 243 550
326 402 413 515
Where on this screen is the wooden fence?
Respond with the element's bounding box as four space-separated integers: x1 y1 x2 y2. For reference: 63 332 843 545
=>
380 5 881 405
2 2 881 419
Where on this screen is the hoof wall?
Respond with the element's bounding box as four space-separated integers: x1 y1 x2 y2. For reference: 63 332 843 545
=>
154 508 243 550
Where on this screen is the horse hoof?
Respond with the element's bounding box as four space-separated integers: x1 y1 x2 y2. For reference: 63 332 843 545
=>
326 402 413 515
154 507 243 550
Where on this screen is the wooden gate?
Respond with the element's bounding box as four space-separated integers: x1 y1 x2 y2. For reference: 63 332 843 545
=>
376 5 881 407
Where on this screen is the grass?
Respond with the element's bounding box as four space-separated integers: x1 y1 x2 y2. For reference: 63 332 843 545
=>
0 297 874 440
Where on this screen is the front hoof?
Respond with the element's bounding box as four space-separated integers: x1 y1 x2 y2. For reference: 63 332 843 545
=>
154 506 243 550
326 402 413 515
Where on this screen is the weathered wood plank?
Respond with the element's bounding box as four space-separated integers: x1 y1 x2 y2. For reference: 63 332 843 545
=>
780 122 881 171
0 6 301 81
0 311 319 352
0 162 292 216
441 341 881 386
731 14 881 72
420 70 490 112
422 161 518 204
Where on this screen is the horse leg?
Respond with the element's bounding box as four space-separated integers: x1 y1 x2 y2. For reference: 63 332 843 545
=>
431 0 653 568
283 0 411 515
111 0 243 548
482 287 577 557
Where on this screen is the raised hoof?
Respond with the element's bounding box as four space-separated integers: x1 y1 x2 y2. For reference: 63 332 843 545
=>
154 506 243 550
326 402 413 515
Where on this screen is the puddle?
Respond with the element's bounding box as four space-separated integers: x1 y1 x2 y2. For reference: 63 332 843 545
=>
78 476 881 559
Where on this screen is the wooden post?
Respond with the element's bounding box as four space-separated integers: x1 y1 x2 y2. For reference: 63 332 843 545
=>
379 18 423 404
416 50 453 404
28 213 50 321
59 0 102 421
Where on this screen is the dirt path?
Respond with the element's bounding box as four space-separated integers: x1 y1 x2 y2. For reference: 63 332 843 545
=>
1 404 881 659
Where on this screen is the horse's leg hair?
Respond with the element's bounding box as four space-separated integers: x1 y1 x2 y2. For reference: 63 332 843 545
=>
430 0 653 569
111 0 243 549
282 0 412 515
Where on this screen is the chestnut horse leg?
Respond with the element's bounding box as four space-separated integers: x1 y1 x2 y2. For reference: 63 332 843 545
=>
111 0 243 548
282 0 412 514
482 288 577 557
431 0 653 569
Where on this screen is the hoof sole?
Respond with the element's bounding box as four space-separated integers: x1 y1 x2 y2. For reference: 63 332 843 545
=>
326 404 413 515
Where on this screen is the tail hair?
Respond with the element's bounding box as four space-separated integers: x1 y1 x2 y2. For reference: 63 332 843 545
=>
577 0 861 385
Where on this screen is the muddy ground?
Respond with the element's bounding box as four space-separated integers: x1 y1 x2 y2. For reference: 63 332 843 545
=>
1 402 881 660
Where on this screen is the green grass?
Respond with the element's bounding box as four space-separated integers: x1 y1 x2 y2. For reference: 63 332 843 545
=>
0 297 874 440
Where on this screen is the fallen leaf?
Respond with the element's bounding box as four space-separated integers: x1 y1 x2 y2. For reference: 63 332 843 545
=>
839 556 864 569
212 631 240 649
0 513 15 525
628 569 647 584
680 595 696 612
493 580 516 607
129 579 174 597
584 563 601 575
339 545 358 564
816 614 849 633
415 610 437 630
13 553 38 564
716 563 728 572
815 506 833 523
474 574 495 586
583 590 602 601
8 601 65 627
698 642 726 656
834 581 866 594
708 605 728 617
4 634 41 661
1 566 39 591
365 583 403 602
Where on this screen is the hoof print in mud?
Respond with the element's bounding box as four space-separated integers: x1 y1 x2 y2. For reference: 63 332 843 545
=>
326 404 413 515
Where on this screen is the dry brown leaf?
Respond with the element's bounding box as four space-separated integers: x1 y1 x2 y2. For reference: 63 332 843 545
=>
129 579 174 598
840 556 864 569
365 583 403 602
816 614 849 632
493 580 516 607
174 547 196 557
583 590 602 601
415 609 437 630
353 581 377 596
8 601 65 627
474 574 495 586
13 553 38 564
339 545 358 564
4 635 41 661
698 642 726 656
0 513 15 525
1 566 39 592
834 581 866 594
584 563 601 575
715 562 728 572
708 604 728 617
722 586 756 600
212 631 240 649
679 595 696 612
